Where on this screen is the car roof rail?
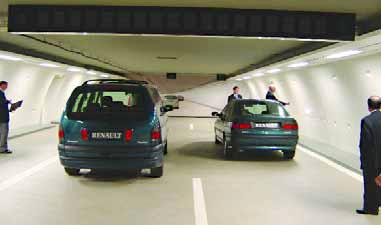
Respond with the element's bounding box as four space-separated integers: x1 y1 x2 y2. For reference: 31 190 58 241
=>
82 79 149 86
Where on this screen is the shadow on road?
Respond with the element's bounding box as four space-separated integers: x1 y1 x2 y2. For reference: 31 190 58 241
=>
76 169 159 182
178 141 293 162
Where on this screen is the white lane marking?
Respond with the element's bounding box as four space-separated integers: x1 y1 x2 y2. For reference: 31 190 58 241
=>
0 157 57 192
297 146 363 182
192 178 208 225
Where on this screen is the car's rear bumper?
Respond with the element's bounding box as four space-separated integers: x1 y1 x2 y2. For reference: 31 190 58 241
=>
235 145 296 152
58 144 163 170
232 134 298 152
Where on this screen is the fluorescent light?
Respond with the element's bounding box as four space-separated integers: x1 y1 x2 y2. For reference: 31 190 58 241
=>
100 74 109 78
326 50 362 59
0 54 22 61
288 62 309 68
266 69 281 74
67 67 82 72
40 63 60 68
235 78 243 81
252 72 264 77
301 39 315 42
86 70 97 75
242 76 251 80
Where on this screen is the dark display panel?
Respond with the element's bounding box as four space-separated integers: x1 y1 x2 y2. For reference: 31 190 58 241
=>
8 5 356 41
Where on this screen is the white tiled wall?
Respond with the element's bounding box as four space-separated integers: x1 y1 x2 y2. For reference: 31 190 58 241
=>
0 59 87 131
178 53 381 169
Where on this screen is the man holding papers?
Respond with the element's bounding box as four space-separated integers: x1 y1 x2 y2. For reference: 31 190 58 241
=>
0 81 22 154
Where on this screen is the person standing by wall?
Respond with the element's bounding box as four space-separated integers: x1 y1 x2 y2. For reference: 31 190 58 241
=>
227 86 242 103
0 81 12 154
265 85 289 105
356 96 381 215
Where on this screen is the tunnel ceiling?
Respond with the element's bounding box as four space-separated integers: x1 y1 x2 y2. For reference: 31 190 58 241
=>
0 1 381 78
25 35 306 74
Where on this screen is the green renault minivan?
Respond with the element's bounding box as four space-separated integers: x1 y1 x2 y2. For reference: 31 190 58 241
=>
58 79 173 177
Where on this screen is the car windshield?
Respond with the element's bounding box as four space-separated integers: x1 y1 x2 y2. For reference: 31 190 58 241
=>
165 96 177 99
235 101 288 117
67 86 150 120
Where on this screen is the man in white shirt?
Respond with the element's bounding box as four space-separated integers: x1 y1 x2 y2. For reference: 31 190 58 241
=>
227 86 243 103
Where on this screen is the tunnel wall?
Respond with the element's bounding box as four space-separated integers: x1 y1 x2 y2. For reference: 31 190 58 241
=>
0 59 87 134
178 53 381 171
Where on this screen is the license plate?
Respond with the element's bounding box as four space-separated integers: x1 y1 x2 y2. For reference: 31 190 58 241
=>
254 123 279 128
91 132 123 140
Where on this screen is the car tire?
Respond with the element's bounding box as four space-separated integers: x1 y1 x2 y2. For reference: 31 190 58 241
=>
283 150 296 159
64 167 81 176
150 166 163 178
163 142 168 155
223 136 233 159
215 135 221 144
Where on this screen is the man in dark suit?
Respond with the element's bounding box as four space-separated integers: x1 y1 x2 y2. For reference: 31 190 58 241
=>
266 85 289 105
356 96 381 215
0 81 12 154
227 86 242 103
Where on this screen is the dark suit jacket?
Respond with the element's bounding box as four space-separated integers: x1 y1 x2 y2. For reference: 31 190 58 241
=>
359 110 381 176
0 91 10 123
266 91 287 105
227 94 242 103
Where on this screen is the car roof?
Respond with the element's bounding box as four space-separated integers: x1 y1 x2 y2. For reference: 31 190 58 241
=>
82 79 147 85
233 99 280 104
81 79 159 89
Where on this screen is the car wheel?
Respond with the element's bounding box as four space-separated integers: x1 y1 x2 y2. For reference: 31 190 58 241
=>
64 167 81 176
163 142 168 155
215 135 221 144
223 136 233 159
283 150 296 159
150 166 163 178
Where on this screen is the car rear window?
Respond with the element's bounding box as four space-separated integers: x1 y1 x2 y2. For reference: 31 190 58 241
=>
66 85 150 120
165 95 177 99
236 101 288 117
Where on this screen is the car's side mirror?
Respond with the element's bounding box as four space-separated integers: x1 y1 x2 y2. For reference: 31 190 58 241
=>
161 105 173 113
211 112 223 118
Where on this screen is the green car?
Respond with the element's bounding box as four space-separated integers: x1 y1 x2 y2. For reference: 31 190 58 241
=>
212 99 298 159
58 79 173 177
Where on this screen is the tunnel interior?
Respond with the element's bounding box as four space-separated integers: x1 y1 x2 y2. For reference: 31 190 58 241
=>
0 0 382 227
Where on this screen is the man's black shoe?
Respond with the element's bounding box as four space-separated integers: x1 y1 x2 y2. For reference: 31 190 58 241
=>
0 150 12 154
356 209 378 215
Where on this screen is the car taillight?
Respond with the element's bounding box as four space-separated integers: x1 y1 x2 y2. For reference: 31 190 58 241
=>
151 129 161 141
232 122 252 129
58 127 64 141
80 128 88 141
282 123 298 130
125 129 133 142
